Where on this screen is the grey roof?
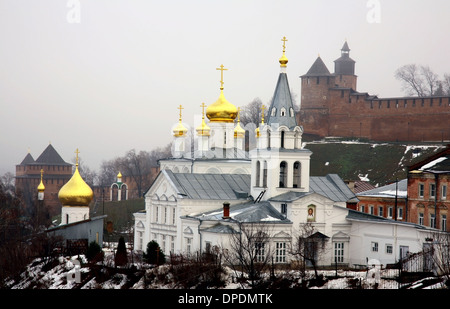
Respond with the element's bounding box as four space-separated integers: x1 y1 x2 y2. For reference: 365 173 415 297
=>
265 72 298 130
357 179 407 199
35 144 71 165
19 153 35 165
164 170 251 200
186 200 291 224
269 174 356 203
301 57 332 77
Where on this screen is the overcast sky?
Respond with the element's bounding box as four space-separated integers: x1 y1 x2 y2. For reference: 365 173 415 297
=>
1 0 449 175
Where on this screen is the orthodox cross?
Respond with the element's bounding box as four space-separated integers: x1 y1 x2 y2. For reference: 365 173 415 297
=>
177 104 184 122
281 36 288 53
216 64 228 90
237 107 241 122
261 104 265 123
200 102 207 118
75 148 80 166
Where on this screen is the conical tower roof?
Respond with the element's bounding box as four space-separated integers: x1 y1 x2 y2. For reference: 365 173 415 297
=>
301 56 332 77
35 144 71 165
20 153 35 165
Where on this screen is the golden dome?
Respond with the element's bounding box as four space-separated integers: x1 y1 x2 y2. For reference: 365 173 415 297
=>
37 169 45 192
117 171 122 178
206 90 237 123
173 104 188 137
196 118 211 136
279 36 288 67
58 153 93 207
234 122 245 138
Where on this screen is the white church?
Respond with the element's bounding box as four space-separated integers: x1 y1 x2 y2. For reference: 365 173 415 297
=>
133 38 438 268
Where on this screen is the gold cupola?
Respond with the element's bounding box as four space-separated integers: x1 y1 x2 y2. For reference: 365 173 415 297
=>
234 107 245 138
279 36 288 67
173 105 188 137
37 169 45 192
196 102 211 136
58 149 94 207
206 64 237 123
255 105 266 138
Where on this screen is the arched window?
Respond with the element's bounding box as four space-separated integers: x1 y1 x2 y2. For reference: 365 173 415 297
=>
271 107 277 116
256 161 261 187
263 161 268 187
279 161 287 188
280 107 286 116
293 161 301 188
280 130 285 148
267 130 271 148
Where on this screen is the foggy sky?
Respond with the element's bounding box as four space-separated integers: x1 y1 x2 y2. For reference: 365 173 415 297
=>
1 0 449 175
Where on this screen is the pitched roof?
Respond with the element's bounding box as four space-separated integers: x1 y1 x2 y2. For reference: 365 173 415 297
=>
186 200 291 224
164 170 251 200
301 56 332 77
20 153 35 165
357 179 407 199
35 144 71 165
408 146 450 174
269 174 356 203
265 72 298 129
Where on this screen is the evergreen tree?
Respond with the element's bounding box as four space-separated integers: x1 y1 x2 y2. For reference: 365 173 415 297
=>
115 237 128 267
86 241 102 262
143 240 166 265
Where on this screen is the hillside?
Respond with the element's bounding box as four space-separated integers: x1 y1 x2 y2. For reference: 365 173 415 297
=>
305 140 446 186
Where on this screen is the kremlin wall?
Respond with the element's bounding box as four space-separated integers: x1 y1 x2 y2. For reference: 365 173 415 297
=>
298 42 450 142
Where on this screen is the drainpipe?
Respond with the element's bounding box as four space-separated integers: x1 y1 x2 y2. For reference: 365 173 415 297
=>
198 218 203 254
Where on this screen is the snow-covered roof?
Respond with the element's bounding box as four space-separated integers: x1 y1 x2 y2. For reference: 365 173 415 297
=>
357 179 407 199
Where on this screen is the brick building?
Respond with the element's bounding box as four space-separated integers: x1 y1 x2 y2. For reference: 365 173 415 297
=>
355 179 407 221
15 144 73 217
407 146 450 232
299 41 450 142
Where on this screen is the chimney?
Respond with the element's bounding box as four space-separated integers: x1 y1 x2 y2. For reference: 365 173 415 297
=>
223 201 230 219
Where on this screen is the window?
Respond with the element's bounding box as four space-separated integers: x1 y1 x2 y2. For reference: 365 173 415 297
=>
275 242 286 263
388 207 393 218
185 237 192 254
280 107 286 117
360 205 365 213
378 206 383 217
171 236 175 253
293 161 301 188
334 242 344 263
281 203 287 216
442 214 447 231
430 213 436 228
419 213 424 225
279 161 287 188
263 161 268 187
442 184 447 200
419 183 424 198
155 206 159 222
430 183 436 199
255 161 261 187
172 208 176 225
271 107 276 116
369 205 374 215
255 242 265 262
397 207 403 220
372 242 378 252
280 131 285 148
386 244 393 254
164 207 168 224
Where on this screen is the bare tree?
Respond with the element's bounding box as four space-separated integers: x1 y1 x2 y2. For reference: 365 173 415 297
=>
395 64 449 97
223 222 273 288
239 98 268 127
395 64 426 97
290 223 328 280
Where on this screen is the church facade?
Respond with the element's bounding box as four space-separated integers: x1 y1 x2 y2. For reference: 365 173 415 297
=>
134 38 440 268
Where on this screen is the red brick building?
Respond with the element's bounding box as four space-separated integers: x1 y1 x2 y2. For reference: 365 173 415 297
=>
15 144 73 217
355 179 407 221
407 146 450 231
298 41 450 142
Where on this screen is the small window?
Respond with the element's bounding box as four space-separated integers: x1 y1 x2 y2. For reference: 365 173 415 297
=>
371 242 378 252
280 107 286 116
419 183 424 198
281 203 287 215
442 185 447 200
430 183 436 198
419 213 424 225
386 244 393 254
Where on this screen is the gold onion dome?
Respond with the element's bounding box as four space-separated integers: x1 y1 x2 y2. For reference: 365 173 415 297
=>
206 64 237 123
37 169 45 192
173 105 188 137
279 36 288 67
58 150 93 207
234 107 245 138
197 102 211 136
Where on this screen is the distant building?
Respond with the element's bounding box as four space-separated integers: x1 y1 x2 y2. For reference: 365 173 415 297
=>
299 41 450 142
407 146 450 232
15 144 72 217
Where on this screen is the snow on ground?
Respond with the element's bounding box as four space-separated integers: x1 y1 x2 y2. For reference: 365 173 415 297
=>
4 251 448 290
